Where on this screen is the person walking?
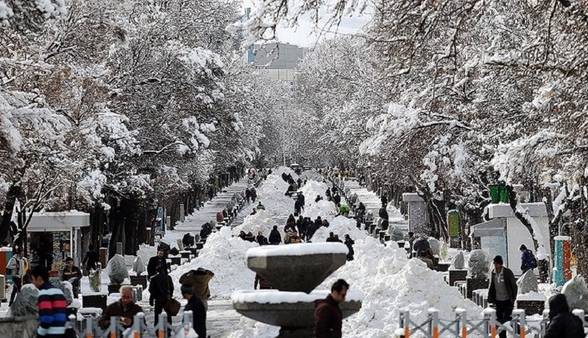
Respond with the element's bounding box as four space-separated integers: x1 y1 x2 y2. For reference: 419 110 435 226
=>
314 279 349 338
147 246 167 280
31 265 67 337
326 232 338 243
544 294 585 338
149 264 174 326
181 284 207 338
61 257 82 298
269 226 281 245
7 247 28 306
344 235 355 261
520 244 538 274
488 255 517 338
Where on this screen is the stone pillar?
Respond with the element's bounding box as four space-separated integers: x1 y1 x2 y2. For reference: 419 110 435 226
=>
402 193 430 235
166 216 172 230
179 204 185 222
99 247 108 267
0 275 5 301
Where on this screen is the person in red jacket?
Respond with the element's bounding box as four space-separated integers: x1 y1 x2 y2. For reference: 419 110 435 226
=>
314 279 349 338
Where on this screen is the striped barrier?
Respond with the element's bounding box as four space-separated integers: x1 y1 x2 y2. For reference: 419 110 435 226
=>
397 307 587 338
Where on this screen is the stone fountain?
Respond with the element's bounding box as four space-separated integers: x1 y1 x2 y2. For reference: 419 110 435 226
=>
232 242 362 337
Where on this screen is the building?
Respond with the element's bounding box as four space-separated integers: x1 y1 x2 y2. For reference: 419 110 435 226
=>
247 42 306 81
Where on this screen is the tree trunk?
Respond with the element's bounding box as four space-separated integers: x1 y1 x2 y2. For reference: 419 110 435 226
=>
507 185 539 252
0 183 21 243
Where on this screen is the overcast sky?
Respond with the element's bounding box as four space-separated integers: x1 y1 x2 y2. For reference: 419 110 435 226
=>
242 0 372 48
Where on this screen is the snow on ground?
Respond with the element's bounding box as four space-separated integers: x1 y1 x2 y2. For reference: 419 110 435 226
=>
168 227 257 300
299 180 338 220
233 167 298 237
228 205 481 337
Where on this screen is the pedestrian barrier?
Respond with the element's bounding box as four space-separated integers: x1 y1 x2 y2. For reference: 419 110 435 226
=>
397 307 587 338
70 310 194 338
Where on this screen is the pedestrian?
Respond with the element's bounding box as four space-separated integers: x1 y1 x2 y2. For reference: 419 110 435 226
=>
251 187 257 202
297 216 307 241
149 264 174 326
256 231 268 246
314 279 349 338
488 255 517 338
99 286 143 330
294 198 303 215
269 226 282 245
245 188 251 203
333 194 341 207
256 201 265 210
285 214 297 233
179 268 214 310
181 284 207 338
31 265 67 337
544 294 585 338
378 203 389 230
82 244 99 272
7 247 28 306
344 235 355 261
61 257 82 298
182 233 195 248
147 246 167 280
520 244 538 273
326 232 337 242
315 195 323 203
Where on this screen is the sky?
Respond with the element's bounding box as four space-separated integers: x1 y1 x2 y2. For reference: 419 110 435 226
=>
242 0 372 48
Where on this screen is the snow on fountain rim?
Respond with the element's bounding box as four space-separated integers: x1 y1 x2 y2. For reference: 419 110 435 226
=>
232 289 362 304
246 242 348 258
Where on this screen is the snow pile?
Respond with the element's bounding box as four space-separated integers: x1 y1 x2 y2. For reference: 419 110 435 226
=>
299 180 338 220
170 227 257 299
232 209 279 237
233 167 299 236
323 257 480 337
312 216 365 241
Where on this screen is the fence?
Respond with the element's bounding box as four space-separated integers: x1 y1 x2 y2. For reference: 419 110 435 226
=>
397 307 587 338
69 311 195 338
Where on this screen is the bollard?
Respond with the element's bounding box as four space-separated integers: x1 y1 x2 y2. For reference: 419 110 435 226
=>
540 309 549 338
183 310 193 335
512 309 526 338
456 308 468 338
157 312 168 338
132 312 144 338
483 308 497 338
400 310 411 338
85 316 94 338
428 308 440 338
110 316 119 338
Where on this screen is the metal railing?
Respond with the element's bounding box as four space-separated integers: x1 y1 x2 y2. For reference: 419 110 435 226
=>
398 307 587 338
69 311 195 338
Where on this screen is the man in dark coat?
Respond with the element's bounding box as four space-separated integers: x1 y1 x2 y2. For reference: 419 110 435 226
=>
488 255 518 338
256 232 268 245
378 204 389 230
149 265 174 326
326 232 337 243
147 247 167 280
181 284 207 338
520 244 537 273
99 286 144 330
269 226 281 245
314 279 349 338
182 233 195 248
544 294 585 338
344 235 354 261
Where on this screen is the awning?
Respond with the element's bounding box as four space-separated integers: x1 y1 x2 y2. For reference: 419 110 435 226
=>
27 211 90 232
471 218 506 237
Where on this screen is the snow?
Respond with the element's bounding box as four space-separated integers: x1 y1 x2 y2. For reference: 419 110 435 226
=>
0 1 13 20
168 227 257 300
232 289 362 304
246 242 348 258
517 291 546 301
